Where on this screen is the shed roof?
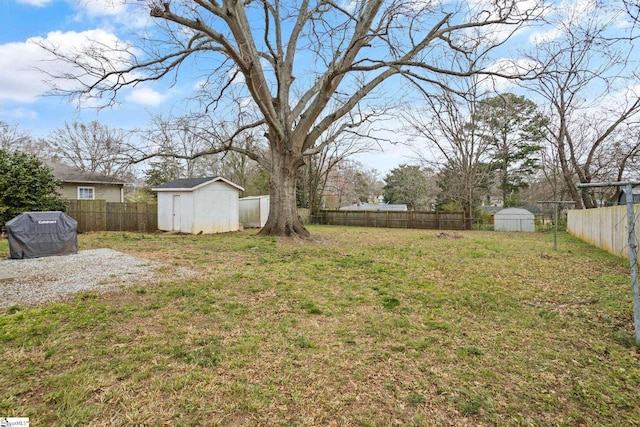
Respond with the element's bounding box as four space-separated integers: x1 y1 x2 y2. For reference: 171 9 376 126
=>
48 161 126 185
152 176 244 192
495 207 534 217
240 195 270 201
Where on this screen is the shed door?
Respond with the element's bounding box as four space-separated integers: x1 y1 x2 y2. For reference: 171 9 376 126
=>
172 195 181 232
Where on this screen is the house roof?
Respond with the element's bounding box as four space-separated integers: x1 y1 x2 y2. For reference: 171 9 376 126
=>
48 161 126 185
152 176 245 192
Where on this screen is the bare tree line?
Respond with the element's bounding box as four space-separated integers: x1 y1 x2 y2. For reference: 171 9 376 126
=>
3 1 640 235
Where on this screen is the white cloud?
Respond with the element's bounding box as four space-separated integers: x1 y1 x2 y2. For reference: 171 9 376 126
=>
529 27 563 45
79 0 128 17
16 0 52 6
0 29 135 105
594 84 640 113
67 0 152 30
125 87 167 106
0 107 38 121
479 58 542 92
228 66 246 84
528 0 600 45
36 29 137 90
239 97 253 109
0 40 52 103
17 0 129 14
568 0 597 19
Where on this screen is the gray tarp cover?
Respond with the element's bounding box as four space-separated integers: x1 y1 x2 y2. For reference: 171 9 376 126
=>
6 211 78 259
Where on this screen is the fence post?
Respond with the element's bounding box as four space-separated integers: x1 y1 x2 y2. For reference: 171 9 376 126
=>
577 181 640 345
624 183 640 346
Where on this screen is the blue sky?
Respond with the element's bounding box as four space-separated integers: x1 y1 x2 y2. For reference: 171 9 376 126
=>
0 0 634 175
0 1 171 138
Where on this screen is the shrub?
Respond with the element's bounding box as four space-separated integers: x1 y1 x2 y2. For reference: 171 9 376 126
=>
0 149 67 229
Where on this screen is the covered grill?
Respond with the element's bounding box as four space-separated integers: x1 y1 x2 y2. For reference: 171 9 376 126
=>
6 211 78 259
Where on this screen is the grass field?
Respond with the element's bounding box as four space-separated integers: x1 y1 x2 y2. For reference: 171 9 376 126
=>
1 226 639 426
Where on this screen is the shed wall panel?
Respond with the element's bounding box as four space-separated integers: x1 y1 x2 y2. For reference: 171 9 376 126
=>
239 196 270 228
156 179 241 234
494 208 535 232
157 191 194 232
193 183 239 233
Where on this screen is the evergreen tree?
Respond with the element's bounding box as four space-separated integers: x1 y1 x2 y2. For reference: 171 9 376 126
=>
382 165 435 210
473 94 547 207
0 149 67 228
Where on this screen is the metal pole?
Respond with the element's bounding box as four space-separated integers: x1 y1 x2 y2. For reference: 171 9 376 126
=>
577 182 640 345
554 204 558 251
538 201 575 251
624 184 640 345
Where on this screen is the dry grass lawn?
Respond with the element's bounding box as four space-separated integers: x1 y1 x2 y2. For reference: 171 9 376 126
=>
1 226 639 426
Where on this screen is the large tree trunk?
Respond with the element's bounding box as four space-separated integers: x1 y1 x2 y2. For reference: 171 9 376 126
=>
556 122 584 209
258 150 310 238
462 201 473 230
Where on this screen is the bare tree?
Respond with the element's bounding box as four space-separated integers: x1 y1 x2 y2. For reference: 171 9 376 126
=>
298 123 384 214
606 125 640 202
533 144 574 204
142 114 210 179
624 0 640 23
311 159 383 210
47 120 134 179
523 0 640 208
406 70 496 229
39 0 543 237
140 112 269 190
0 122 32 152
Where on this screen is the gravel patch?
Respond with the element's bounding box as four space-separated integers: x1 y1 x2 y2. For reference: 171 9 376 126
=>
0 249 178 308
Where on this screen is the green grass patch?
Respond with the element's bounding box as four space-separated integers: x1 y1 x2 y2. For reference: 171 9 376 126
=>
1 227 639 425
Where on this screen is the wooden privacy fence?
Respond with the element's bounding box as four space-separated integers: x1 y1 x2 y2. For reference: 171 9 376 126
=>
66 200 158 233
567 205 640 260
315 210 466 230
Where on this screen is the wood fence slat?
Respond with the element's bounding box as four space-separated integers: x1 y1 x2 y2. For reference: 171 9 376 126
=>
65 200 157 233
316 210 465 230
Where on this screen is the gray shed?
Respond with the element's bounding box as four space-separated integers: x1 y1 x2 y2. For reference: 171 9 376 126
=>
6 211 78 259
494 207 535 232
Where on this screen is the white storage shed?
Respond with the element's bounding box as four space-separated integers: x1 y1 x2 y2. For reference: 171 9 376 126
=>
153 177 244 234
494 207 535 232
239 195 270 228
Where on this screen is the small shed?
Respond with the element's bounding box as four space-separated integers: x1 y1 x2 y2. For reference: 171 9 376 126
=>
6 211 78 259
239 195 270 228
152 177 244 234
494 207 535 232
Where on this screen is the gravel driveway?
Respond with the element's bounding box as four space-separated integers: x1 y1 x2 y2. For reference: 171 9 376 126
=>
0 249 172 308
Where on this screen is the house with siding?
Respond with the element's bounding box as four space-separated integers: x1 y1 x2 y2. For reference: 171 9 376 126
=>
48 161 126 203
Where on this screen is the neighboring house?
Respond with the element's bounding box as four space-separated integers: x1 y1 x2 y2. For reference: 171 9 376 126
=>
49 161 126 203
618 187 640 205
152 176 244 234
